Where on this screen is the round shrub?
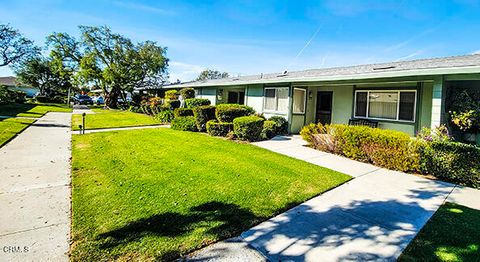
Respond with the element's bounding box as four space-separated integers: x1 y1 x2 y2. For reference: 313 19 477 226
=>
233 116 264 141
261 120 277 139
215 103 255 122
179 88 195 99
174 108 194 117
269 116 288 134
164 90 178 100
171 116 197 132
206 120 233 137
154 109 174 123
193 105 216 132
185 98 211 108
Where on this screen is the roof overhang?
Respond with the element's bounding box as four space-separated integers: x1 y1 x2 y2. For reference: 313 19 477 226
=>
165 65 480 89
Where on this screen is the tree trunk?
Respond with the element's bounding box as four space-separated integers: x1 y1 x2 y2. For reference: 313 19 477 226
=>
105 87 120 108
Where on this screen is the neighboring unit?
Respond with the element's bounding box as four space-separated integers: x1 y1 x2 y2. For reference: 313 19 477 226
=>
167 54 480 135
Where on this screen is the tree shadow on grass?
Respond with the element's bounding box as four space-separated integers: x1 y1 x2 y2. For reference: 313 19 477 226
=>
96 201 261 260
0 103 38 118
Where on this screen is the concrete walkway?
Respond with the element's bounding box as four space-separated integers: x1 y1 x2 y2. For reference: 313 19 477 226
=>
0 112 71 261
187 135 479 261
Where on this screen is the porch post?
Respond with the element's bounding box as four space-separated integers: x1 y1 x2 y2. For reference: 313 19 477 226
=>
431 76 446 129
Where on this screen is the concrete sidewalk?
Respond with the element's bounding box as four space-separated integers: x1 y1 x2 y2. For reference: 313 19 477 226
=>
0 112 71 261
187 135 479 261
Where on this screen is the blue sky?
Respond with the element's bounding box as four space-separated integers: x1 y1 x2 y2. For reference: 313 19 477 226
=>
1 0 480 81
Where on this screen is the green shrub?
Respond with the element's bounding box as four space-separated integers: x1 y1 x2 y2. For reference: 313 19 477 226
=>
261 120 277 139
215 103 255 122
35 95 49 103
193 105 216 132
179 88 195 99
174 108 194 117
185 98 211 108
154 109 174 123
167 99 181 109
165 90 178 100
0 86 26 104
171 116 197 132
269 116 288 134
233 116 264 141
206 120 233 137
301 124 421 172
421 141 480 188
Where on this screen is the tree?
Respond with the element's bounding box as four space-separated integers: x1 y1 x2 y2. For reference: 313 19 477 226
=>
196 69 229 81
78 26 168 108
14 57 65 96
0 24 39 67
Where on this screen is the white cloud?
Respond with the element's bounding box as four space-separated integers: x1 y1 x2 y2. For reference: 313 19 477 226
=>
472 50 480 55
168 61 205 82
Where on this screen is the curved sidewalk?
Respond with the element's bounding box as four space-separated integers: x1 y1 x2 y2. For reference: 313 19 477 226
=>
188 135 479 261
0 112 71 261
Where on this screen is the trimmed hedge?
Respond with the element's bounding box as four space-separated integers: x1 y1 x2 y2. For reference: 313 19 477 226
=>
233 116 264 141
165 90 177 100
215 104 255 122
174 108 194 117
171 116 197 132
154 109 174 123
261 120 277 139
301 123 422 172
193 105 216 132
421 141 480 188
269 116 288 134
206 120 233 137
179 88 195 99
185 98 211 108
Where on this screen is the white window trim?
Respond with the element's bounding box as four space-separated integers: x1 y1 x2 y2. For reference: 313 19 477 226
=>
354 90 417 123
263 87 289 114
292 88 306 114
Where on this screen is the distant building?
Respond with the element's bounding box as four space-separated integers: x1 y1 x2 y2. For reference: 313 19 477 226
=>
0 76 38 97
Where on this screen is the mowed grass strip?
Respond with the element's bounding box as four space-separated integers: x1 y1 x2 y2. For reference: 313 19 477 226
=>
399 202 480 262
0 118 36 147
71 128 351 261
72 108 161 130
0 103 71 118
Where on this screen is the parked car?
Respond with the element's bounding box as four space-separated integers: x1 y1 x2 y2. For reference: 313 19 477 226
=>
92 96 104 105
73 94 93 105
117 96 132 104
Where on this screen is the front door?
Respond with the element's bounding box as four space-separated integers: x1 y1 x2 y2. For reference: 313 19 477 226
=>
316 91 333 125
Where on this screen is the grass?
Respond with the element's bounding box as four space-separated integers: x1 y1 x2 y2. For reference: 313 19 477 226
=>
71 108 161 130
0 102 71 118
71 128 351 261
399 202 480 262
0 118 36 147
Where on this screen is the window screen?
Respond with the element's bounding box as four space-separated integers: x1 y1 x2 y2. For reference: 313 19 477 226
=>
355 92 367 117
399 92 415 121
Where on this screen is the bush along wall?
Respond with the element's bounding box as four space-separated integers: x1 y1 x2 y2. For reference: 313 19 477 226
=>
179 88 195 99
171 116 198 132
174 108 194 117
206 120 233 137
421 141 480 188
233 116 265 141
215 104 255 122
300 123 480 188
261 120 277 139
269 116 288 135
193 105 216 132
185 98 211 108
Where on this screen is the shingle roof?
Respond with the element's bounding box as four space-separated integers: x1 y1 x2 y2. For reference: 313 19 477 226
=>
167 54 480 88
0 76 17 86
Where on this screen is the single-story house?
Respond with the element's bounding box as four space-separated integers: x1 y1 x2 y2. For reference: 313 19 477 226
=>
166 54 480 135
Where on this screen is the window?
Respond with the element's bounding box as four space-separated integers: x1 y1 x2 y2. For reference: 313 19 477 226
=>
293 88 306 114
264 87 289 113
354 90 416 122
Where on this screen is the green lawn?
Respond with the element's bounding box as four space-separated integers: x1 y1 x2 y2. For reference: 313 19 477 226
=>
71 128 351 261
0 103 71 118
399 202 480 262
0 118 36 147
72 108 161 130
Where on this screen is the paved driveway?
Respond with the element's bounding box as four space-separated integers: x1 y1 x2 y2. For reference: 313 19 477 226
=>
0 112 71 261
